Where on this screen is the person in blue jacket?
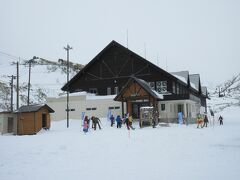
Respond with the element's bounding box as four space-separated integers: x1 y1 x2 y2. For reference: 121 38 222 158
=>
116 115 122 128
178 112 183 124
110 114 115 127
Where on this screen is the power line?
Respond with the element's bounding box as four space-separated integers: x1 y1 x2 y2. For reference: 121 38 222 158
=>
0 50 26 61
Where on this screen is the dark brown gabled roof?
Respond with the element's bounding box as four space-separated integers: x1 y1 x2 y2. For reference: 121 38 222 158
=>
17 104 55 113
61 40 188 91
114 76 163 101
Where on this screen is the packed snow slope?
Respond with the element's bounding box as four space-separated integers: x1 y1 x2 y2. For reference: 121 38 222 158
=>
1 106 240 180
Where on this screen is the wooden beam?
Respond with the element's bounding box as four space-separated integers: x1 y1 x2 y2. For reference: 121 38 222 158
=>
134 64 148 76
102 60 116 77
86 72 102 80
118 56 131 76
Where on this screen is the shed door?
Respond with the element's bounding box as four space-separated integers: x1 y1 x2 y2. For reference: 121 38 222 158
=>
42 114 47 128
8 117 14 133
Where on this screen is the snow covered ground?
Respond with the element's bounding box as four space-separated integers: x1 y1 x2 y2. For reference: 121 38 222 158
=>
1 106 240 180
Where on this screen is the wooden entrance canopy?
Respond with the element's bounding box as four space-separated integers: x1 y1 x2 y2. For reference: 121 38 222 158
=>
114 77 163 117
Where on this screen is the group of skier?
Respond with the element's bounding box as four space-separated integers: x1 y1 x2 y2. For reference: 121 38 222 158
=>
83 113 224 133
110 114 135 130
83 114 136 133
83 115 102 133
196 114 224 128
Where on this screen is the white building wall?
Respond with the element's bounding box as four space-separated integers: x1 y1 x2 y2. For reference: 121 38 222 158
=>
158 100 200 123
47 94 122 121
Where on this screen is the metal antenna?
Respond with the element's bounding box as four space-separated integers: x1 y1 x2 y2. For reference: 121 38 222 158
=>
144 43 147 59
166 56 168 71
126 29 128 49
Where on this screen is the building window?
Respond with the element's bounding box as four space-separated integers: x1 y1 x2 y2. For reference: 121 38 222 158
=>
114 106 120 109
89 88 98 94
148 82 155 90
109 107 114 110
86 107 97 111
172 81 176 94
179 85 183 94
114 87 119 94
156 81 167 93
161 104 166 111
107 87 111 95
176 83 180 94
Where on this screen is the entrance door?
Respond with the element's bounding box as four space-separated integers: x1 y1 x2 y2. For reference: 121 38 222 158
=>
132 102 149 119
7 117 14 133
178 104 184 113
42 114 47 129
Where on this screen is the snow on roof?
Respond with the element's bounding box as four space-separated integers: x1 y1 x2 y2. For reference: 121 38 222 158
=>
171 71 189 84
202 86 207 96
189 74 200 91
172 74 188 84
49 91 116 100
152 90 164 99
86 94 116 100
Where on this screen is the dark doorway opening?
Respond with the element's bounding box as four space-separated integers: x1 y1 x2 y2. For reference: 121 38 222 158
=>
7 117 14 133
42 114 47 129
178 104 184 113
132 102 149 119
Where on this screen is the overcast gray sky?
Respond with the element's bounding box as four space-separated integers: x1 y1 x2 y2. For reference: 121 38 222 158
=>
0 0 239 87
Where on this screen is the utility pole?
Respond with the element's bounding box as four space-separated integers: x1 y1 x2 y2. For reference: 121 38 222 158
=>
64 44 73 128
8 75 16 112
27 56 37 106
16 60 19 110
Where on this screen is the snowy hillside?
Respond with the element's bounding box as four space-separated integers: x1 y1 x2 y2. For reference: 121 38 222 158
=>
0 59 83 111
0 106 240 180
208 73 240 113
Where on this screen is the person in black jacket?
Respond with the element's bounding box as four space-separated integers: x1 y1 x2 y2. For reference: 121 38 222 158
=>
218 115 223 125
91 116 102 130
203 115 209 127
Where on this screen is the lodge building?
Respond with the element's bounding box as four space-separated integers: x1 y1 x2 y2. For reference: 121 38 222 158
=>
61 40 208 123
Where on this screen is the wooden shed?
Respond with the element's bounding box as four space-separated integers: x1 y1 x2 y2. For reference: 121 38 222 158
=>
17 104 54 135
